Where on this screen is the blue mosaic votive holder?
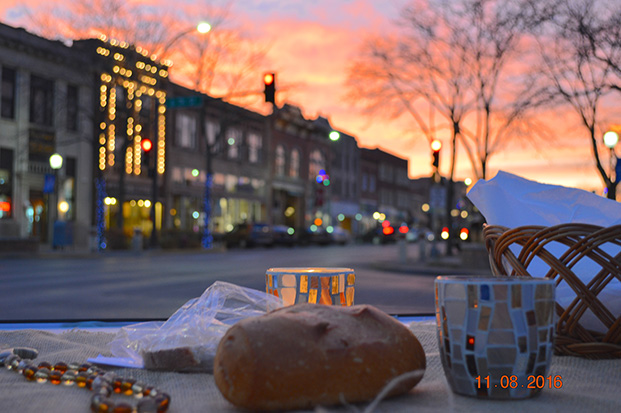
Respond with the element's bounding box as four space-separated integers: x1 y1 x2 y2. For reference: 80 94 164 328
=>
435 276 556 399
266 267 355 307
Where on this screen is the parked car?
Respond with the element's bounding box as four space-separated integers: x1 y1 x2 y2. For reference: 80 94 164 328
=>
361 226 397 244
223 222 274 248
406 227 435 243
329 227 351 245
297 227 333 246
272 225 298 247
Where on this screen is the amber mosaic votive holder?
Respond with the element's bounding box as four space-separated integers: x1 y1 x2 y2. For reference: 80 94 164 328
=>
266 267 355 307
435 276 556 399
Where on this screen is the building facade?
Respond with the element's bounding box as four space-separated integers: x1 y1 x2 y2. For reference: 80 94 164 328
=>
314 117 362 235
164 83 270 237
0 23 95 246
0 21 453 249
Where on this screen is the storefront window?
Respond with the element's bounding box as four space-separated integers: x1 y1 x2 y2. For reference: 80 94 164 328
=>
0 148 13 219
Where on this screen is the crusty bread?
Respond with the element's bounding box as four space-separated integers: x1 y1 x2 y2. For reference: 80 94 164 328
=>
214 303 426 411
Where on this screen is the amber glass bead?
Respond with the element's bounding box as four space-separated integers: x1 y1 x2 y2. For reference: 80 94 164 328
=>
92 380 113 397
61 370 77 386
121 378 136 395
112 377 123 393
38 361 52 370
17 360 31 374
112 402 133 413
143 386 157 397
90 394 113 413
155 393 171 412
86 374 98 390
34 367 50 383
76 371 89 387
9 357 22 370
4 354 20 370
49 369 63 385
22 365 37 381
52 361 68 373
78 362 92 372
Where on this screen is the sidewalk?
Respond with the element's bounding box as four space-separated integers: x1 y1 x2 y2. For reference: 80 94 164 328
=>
369 241 494 276
0 243 227 259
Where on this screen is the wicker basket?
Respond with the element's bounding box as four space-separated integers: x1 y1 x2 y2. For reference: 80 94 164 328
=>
483 223 621 359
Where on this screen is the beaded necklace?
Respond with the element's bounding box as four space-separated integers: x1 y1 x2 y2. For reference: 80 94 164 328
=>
1 347 170 413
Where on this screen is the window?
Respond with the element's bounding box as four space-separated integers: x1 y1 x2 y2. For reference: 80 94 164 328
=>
247 132 262 163
1 67 16 119
275 145 285 176
226 128 242 160
0 148 13 219
66 84 78 131
289 148 300 178
30 74 55 126
309 149 325 179
176 112 197 149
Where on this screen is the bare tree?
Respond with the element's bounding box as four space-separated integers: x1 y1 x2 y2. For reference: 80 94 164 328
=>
21 0 270 104
533 0 621 199
346 0 547 253
346 0 550 181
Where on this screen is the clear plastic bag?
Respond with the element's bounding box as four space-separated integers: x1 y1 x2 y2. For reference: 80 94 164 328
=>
109 281 283 372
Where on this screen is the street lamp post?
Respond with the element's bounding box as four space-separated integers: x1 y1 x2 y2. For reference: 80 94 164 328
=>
49 153 63 248
603 130 619 199
158 21 211 59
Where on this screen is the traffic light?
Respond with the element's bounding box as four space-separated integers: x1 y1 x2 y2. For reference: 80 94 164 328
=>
431 139 441 169
141 138 153 153
263 73 275 104
141 138 153 176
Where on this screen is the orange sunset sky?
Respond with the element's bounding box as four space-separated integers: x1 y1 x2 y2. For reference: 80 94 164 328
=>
2 0 620 195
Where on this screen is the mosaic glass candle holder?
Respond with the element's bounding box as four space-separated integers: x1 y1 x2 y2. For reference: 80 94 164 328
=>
435 276 556 399
266 267 355 307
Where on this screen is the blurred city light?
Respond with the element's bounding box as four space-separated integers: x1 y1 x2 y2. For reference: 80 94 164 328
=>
197 22 212 34
603 131 619 149
460 228 469 241
441 227 449 239
329 131 340 141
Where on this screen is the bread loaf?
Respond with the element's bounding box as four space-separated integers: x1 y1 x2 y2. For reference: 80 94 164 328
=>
214 303 425 411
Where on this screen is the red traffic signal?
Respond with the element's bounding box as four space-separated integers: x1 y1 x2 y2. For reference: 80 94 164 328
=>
264 72 275 104
141 138 153 152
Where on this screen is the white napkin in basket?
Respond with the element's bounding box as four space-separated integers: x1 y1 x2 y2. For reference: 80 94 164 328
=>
467 171 621 332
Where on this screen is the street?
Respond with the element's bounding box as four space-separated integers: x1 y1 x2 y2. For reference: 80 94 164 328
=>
0 242 478 322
